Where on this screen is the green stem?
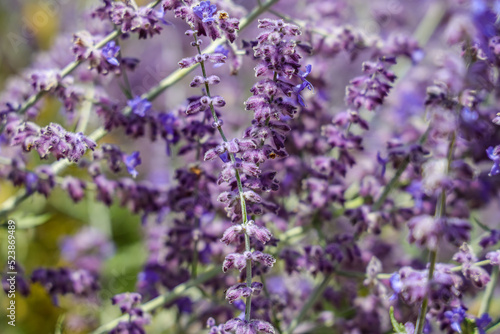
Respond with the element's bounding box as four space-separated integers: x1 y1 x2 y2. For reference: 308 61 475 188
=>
191 239 199 278
115 39 133 99
478 266 499 317
415 132 455 334
92 267 219 334
283 274 332 334
372 158 409 211
415 249 437 334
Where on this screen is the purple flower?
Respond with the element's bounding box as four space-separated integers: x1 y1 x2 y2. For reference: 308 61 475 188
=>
61 177 86 202
128 96 152 117
224 318 275 334
480 229 500 248
193 1 217 23
31 267 99 302
475 313 492 334
111 292 142 313
377 152 389 177
60 227 114 273
389 272 402 300
110 292 150 334
407 215 441 250
444 307 466 333
219 151 230 163
214 45 229 68
295 64 314 107
225 282 262 304
123 151 141 178
154 6 171 26
25 172 38 194
486 250 500 266
486 146 500 176
102 41 120 66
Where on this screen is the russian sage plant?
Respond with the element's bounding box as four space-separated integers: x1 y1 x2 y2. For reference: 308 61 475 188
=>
1 0 500 334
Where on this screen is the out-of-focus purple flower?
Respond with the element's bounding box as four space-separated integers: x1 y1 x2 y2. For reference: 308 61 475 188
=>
214 45 230 68
407 215 441 250
486 146 500 176
128 96 152 117
444 307 466 333
111 292 142 313
389 272 402 300
31 267 100 303
60 227 114 273
25 172 38 194
396 266 428 304
101 41 120 66
486 250 500 266
61 177 86 202
406 181 424 210
154 6 171 25
480 229 500 248
461 107 479 123
123 151 141 178
475 313 492 334
452 243 477 265
295 64 314 107
110 292 150 334
376 152 389 177
193 1 217 23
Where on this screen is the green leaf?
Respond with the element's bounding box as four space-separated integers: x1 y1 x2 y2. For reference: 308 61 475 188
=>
390 306 408 334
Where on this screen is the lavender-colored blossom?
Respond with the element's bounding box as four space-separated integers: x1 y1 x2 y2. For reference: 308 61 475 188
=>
193 1 217 23
295 64 314 107
486 250 500 266
486 146 500 176
407 215 441 250
475 313 492 334
60 227 114 273
110 292 151 334
111 292 142 313
224 318 275 334
124 151 141 178
10 122 96 162
101 40 120 66
31 267 99 302
480 229 500 248
128 96 152 117
444 307 466 333
61 177 86 202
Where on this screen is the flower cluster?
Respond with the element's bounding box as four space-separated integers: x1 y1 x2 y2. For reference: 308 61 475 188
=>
10 122 96 162
110 293 151 333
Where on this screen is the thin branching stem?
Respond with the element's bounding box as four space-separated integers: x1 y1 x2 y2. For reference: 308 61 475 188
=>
415 131 455 334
